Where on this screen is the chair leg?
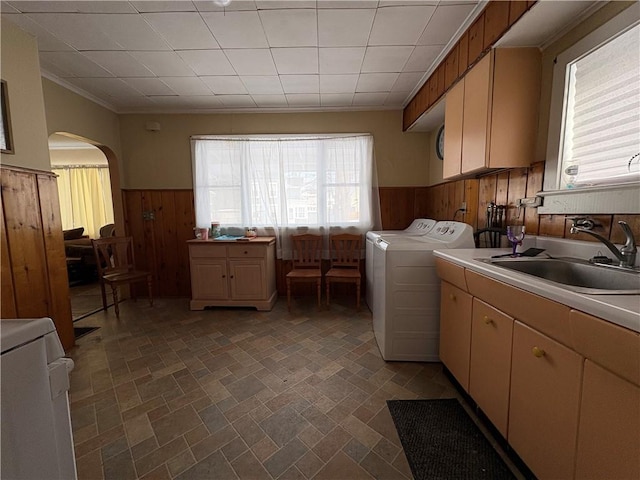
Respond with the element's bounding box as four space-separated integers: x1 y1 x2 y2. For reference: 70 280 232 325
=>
356 280 361 311
147 276 153 307
286 278 291 312
316 279 321 311
99 280 107 310
326 280 330 307
112 285 120 317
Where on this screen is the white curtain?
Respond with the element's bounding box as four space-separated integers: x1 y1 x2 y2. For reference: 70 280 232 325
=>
52 166 114 239
192 135 380 259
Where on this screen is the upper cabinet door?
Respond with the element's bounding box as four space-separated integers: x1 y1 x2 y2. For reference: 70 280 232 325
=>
461 53 492 174
443 78 465 179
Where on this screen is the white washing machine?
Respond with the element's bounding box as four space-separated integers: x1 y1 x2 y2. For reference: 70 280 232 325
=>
371 221 475 362
365 218 436 309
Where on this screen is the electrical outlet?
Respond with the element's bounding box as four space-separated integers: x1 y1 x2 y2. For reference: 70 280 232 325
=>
460 202 467 211
142 210 155 221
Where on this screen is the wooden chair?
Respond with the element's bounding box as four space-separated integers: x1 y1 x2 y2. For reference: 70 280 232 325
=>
286 233 323 311
325 233 362 310
92 236 153 317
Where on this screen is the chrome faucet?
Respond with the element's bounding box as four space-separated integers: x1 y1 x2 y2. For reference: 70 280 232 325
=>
570 220 637 268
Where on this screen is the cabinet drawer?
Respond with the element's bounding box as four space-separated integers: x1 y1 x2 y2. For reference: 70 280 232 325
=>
435 257 467 291
228 244 265 258
189 244 227 258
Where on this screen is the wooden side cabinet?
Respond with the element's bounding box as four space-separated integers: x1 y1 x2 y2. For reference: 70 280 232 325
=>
443 78 465 179
188 237 277 311
439 281 473 391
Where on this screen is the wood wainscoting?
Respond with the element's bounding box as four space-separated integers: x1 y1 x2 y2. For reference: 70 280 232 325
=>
1 165 74 351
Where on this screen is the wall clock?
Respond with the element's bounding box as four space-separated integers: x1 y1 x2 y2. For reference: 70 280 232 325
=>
436 125 445 161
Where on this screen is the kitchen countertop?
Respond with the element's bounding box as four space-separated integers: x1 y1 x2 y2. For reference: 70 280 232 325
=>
434 248 640 333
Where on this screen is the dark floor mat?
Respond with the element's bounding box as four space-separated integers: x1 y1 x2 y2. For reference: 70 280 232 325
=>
74 326 100 339
387 398 516 480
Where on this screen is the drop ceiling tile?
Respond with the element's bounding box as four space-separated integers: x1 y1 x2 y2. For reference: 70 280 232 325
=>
64 77 112 98
403 45 441 72
200 11 268 48
218 95 257 107
356 73 399 92
352 92 388 105
259 9 317 47
39 51 113 77
27 13 122 50
391 71 423 92
319 47 366 74
252 95 288 107
109 96 156 108
91 14 170 50
143 12 219 49
7 1 136 13
361 46 414 73
318 9 375 47
319 74 359 94
80 77 143 97
285 94 320 107
123 78 176 95
129 51 195 76
225 49 277 75
177 50 236 76
2 2 22 13
280 75 319 94
160 77 213 95
272 48 318 75
369 5 436 45
189 96 224 108
131 1 197 13
2 13 75 51
38 57 75 78
418 4 475 45
81 51 155 77
149 95 192 108
385 91 408 106
194 0 257 12
240 76 284 95
320 93 354 106
255 1 316 9
201 76 248 94
72 2 139 13
378 0 438 6
317 1 378 9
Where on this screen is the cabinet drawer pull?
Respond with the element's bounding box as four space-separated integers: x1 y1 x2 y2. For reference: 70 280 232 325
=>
483 315 493 325
532 346 546 358
244 250 248 254
449 293 456 301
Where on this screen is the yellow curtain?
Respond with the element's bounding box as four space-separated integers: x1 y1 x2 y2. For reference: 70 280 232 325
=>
52 166 114 239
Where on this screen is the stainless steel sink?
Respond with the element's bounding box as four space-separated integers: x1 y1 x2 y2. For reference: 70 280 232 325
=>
481 257 640 294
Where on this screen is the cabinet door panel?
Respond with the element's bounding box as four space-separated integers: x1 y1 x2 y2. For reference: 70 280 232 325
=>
509 321 582 480
462 53 491 174
191 259 228 300
443 79 465 179
439 281 473 391
575 360 640 479
469 298 513 437
230 260 266 300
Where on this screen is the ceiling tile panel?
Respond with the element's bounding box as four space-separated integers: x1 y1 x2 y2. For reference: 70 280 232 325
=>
81 51 156 77
285 94 320 106
188 96 224 108
391 71 423 92
2 13 75 51
131 2 197 13
256 1 316 9
356 73 399 92
318 47 366 74
403 45 441 72
64 77 111 99
319 74 359 94
201 11 268 48
91 14 171 50
259 9 317 47
385 91 409 106
78 77 144 97
418 4 475 45
109 96 156 108
129 51 195 76
177 50 236 76
280 75 319 94
200 76 249 95
225 49 277 75
352 92 388 105
251 94 289 107
240 76 284 95
218 95 257 107
378 1 438 6
7 1 137 13
39 51 114 77
149 96 191 108
320 93 354 106
317 1 378 9
361 46 414 73
369 5 436 45
194 0 257 12
159 77 213 95
318 9 375 47
38 57 75 78
27 13 122 50
143 12 219 49
272 48 318 74
123 78 176 95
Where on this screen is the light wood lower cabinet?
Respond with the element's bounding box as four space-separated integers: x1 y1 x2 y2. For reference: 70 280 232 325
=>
575 360 640 479
469 298 513 437
508 321 582 480
188 238 277 311
439 281 473 391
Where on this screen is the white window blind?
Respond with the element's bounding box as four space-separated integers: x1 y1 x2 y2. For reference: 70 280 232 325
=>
560 23 640 189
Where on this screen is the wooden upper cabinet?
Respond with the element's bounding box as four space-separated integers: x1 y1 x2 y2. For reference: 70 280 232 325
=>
428 75 438 106
483 1 510 49
468 13 485 64
509 1 529 25
458 32 469 76
436 64 446 100
443 78 465 179
461 53 492 174
444 45 459 91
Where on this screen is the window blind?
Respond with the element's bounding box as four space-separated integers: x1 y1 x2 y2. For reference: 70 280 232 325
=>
560 23 640 189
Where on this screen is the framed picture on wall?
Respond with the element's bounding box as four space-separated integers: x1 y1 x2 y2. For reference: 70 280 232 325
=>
1 80 14 154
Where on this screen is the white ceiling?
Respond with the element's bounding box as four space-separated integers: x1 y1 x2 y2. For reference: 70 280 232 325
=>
1 0 480 113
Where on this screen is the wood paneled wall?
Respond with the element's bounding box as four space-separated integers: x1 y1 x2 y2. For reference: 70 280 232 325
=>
1 165 74 351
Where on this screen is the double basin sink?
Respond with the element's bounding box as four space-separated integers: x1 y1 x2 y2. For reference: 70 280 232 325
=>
481 257 640 295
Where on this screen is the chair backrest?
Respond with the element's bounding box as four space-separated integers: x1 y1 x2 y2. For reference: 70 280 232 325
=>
100 223 116 238
291 234 322 270
92 236 137 276
329 233 361 269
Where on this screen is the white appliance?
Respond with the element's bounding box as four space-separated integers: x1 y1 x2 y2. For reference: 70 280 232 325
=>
371 221 475 362
365 218 436 309
1 318 77 480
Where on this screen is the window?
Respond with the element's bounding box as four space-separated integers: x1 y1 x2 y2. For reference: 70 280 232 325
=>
540 4 640 214
191 134 378 258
